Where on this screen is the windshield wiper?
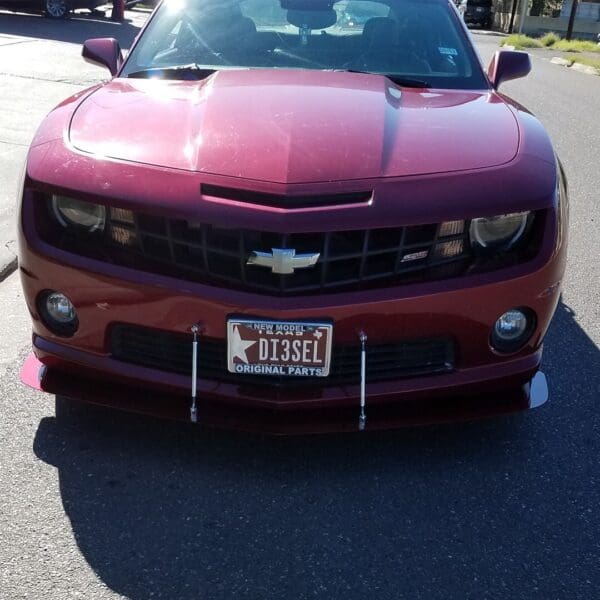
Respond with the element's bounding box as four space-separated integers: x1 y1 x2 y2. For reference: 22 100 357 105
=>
337 69 430 88
126 64 219 80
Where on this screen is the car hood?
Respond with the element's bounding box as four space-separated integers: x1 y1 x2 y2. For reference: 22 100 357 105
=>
69 70 519 184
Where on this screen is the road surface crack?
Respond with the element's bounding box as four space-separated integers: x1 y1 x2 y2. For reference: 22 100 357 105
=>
0 71 98 86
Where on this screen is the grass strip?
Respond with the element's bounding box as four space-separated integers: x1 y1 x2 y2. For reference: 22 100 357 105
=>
502 34 543 49
552 39 600 53
568 55 600 71
501 33 600 54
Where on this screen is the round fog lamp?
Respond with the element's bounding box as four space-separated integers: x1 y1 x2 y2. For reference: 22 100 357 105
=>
46 292 76 323
491 308 534 353
39 291 78 336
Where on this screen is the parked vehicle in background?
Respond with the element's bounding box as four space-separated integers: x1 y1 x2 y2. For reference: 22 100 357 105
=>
0 0 105 19
463 0 493 29
125 0 158 8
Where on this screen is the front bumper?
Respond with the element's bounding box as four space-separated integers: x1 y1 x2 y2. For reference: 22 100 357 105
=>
18 212 563 432
18 136 567 433
21 350 549 434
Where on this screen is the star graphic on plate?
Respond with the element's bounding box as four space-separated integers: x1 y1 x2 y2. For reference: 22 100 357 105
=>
231 325 257 364
313 330 323 339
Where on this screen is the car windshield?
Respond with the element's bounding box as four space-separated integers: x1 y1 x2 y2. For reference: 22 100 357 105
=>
122 0 488 89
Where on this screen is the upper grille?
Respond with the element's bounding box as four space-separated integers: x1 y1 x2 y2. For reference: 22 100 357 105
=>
105 211 471 295
201 184 372 209
111 324 454 387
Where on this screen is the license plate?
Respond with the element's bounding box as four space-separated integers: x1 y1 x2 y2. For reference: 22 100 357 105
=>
227 318 333 377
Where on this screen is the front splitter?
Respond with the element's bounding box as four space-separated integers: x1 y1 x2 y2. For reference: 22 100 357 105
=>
20 352 548 435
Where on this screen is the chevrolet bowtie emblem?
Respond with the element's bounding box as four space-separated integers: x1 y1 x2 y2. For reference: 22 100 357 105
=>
247 248 320 275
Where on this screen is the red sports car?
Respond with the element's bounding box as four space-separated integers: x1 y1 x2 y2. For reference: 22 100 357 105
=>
18 0 568 434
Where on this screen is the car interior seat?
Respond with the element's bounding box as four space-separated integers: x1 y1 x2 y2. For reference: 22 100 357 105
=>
182 6 258 64
360 16 431 75
360 17 399 72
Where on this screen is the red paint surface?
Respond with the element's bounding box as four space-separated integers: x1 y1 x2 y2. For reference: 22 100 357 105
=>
17 60 567 432
69 72 519 183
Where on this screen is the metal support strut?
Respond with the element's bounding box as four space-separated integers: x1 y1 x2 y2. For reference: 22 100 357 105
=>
358 331 367 431
190 325 199 423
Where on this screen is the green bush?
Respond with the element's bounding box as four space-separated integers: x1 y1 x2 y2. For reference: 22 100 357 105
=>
552 39 600 53
500 34 600 54
540 32 560 47
502 34 543 49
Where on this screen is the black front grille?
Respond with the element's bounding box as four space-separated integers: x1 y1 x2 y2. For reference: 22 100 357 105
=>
111 325 454 387
105 210 470 295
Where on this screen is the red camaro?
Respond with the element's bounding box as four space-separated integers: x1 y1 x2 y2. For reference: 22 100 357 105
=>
18 0 568 433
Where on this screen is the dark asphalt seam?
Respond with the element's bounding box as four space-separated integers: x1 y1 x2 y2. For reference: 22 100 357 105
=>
0 256 17 284
0 71 96 86
0 39 37 47
0 139 29 147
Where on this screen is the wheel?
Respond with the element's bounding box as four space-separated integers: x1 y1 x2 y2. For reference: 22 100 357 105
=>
45 0 70 19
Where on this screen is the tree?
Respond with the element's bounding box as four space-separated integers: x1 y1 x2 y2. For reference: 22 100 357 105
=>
566 0 579 41
530 0 545 16
509 0 519 33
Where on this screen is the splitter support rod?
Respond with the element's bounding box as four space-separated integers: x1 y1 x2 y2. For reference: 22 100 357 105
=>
359 331 367 431
190 325 199 423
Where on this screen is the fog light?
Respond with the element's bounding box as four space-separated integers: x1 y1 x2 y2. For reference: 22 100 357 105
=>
46 292 76 322
491 308 535 353
38 291 78 336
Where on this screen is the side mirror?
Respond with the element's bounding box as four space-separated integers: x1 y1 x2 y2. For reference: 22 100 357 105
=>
488 50 531 89
82 38 123 77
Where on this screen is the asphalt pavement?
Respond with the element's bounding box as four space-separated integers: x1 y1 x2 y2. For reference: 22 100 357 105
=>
0 19 599 600
0 8 146 274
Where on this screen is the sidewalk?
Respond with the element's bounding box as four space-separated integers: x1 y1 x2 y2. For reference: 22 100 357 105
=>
0 9 149 281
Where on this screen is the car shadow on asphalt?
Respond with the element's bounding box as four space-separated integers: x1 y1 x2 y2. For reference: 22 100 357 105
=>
0 11 142 48
32 300 599 599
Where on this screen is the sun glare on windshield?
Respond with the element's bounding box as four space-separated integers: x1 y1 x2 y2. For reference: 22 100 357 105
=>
123 0 487 90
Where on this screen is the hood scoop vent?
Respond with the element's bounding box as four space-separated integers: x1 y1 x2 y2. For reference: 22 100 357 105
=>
201 184 372 210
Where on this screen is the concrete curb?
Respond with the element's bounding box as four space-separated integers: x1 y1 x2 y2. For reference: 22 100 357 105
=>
570 61 600 76
473 30 508 38
550 56 600 76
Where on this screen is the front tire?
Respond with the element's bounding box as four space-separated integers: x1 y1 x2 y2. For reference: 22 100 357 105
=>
45 0 70 19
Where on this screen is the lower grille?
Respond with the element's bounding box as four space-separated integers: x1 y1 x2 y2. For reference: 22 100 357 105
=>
111 325 454 387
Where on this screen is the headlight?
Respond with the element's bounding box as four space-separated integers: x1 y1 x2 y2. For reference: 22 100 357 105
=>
52 195 106 232
469 212 530 251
